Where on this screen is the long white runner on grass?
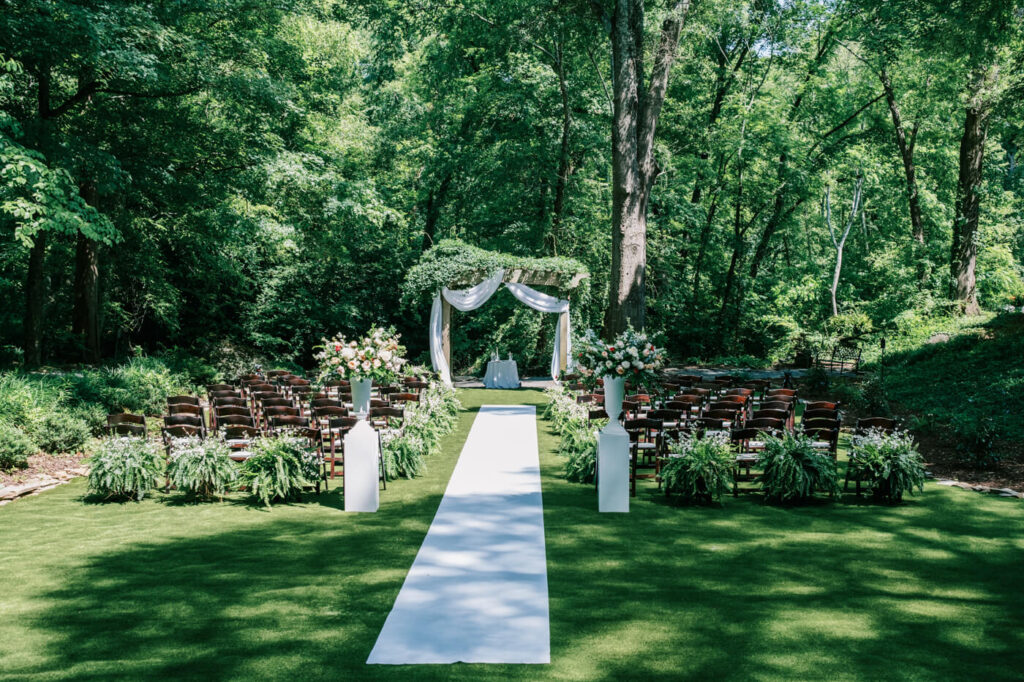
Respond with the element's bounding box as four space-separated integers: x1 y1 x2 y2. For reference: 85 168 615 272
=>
367 404 550 664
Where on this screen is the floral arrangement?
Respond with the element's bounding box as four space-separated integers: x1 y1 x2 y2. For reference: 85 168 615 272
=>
573 328 667 387
315 326 407 384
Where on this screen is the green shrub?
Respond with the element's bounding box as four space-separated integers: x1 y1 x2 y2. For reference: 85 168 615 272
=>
69 356 194 416
758 432 839 502
660 431 734 503
87 437 165 501
28 411 91 454
69 402 109 436
381 380 461 479
951 416 999 469
382 432 426 479
849 429 926 503
562 423 597 484
239 436 309 506
167 437 238 500
0 423 37 471
0 372 65 428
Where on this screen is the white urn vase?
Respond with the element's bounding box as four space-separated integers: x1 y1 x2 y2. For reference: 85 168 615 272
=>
602 374 626 431
351 377 373 418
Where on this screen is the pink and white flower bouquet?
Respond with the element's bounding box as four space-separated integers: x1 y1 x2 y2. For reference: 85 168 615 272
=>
574 328 667 388
315 326 407 384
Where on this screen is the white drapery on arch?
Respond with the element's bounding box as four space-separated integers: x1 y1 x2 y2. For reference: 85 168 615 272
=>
429 269 573 385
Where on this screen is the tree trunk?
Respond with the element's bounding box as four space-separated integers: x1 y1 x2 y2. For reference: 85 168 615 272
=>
605 0 690 338
950 71 993 316
879 68 924 244
24 232 48 367
550 43 572 255
72 226 101 362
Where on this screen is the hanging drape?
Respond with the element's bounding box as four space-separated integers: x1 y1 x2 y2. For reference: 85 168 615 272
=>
504 283 572 381
430 270 505 385
429 270 573 385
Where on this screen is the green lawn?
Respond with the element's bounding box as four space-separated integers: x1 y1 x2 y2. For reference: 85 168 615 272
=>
1 389 1022 681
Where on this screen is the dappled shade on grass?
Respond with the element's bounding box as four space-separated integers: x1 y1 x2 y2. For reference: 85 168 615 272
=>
0 389 1021 680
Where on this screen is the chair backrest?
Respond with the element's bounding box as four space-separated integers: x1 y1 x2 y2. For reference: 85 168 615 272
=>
223 425 260 441
269 415 310 432
730 428 761 446
215 405 252 419
405 380 430 391
708 401 743 413
213 396 247 408
168 403 202 417
314 406 349 420
857 417 896 433
106 413 147 437
805 401 840 411
802 418 840 431
705 409 740 422
767 388 797 397
726 388 754 396
717 395 749 405
248 383 278 393
621 400 640 416
752 409 787 422
217 414 255 428
803 408 839 422
691 417 725 430
261 397 294 409
327 416 360 432
576 394 594 404
264 406 300 418
765 394 796 404
588 408 609 421
623 418 663 440
311 397 343 410
209 390 243 401
804 427 839 449
747 417 784 431
668 395 701 405
290 385 312 397
682 388 710 397
625 393 652 404
167 395 200 407
647 409 684 423
759 401 791 412
162 424 203 441
266 370 291 379
390 392 420 404
286 376 310 386
163 413 203 429
370 406 405 425
207 384 235 393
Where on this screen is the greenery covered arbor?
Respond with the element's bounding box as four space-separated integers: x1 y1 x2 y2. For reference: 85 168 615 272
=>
404 240 589 373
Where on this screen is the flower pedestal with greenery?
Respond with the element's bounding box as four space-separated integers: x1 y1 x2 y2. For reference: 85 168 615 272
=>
344 420 380 512
597 373 630 513
574 329 667 513
351 377 373 418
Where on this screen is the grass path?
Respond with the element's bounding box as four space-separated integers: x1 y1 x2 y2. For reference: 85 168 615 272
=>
1 388 1022 680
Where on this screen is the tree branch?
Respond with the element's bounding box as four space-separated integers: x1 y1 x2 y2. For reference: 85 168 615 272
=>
806 92 885 156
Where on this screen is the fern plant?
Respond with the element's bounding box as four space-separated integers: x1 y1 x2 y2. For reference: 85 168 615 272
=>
239 436 308 507
758 432 840 503
562 421 597 484
167 437 238 501
660 431 734 503
87 437 165 501
849 429 926 503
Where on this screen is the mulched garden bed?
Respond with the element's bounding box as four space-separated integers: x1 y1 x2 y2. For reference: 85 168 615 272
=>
1 452 88 488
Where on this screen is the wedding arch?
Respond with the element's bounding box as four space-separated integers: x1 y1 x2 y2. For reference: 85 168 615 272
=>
403 241 590 385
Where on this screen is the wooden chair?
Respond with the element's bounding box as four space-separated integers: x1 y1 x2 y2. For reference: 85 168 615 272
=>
806 401 841 412
751 409 788 425
588 408 609 423
803 408 840 423
731 428 765 496
223 425 260 460
746 417 784 432
324 416 359 479
804 427 840 459
214 406 254 429
311 397 343 411
647 409 684 429
389 392 420 405
106 414 147 437
625 418 663 496
802 418 840 432
212 396 247 408
167 395 200 407
167 403 203 420
767 388 797 398
269 415 311 434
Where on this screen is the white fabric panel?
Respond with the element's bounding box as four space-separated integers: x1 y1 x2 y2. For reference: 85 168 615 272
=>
367 405 549 664
504 283 572 380
429 270 505 385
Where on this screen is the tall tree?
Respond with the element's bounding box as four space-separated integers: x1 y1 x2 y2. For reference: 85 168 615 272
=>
598 0 693 336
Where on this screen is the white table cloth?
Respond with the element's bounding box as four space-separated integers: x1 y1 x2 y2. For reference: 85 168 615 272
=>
483 360 520 389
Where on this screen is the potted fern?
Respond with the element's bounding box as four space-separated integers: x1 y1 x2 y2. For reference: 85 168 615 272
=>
660 431 734 504
758 432 840 503
167 437 238 501
848 429 926 503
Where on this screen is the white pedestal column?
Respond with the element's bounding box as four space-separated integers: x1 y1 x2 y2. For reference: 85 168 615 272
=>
597 424 629 513
344 420 380 512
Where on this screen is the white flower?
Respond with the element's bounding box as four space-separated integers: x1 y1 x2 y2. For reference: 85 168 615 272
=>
347 360 359 369
362 360 372 371
616 366 625 375
620 361 630 370
380 349 392 362
341 347 356 360
373 358 381 368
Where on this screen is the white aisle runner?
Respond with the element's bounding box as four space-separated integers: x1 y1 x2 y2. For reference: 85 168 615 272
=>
367 405 550 664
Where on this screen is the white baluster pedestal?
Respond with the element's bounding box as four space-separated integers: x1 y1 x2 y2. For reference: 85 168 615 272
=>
344 419 380 512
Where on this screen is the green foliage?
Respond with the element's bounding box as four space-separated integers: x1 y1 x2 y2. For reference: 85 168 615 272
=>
28 410 90 454
87 437 164 501
381 381 460 478
167 438 238 501
545 385 598 484
67 356 194 416
660 432 735 504
239 436 309 507
758 433 840 503
849 430 927 503
950 416 1000 469
0 422 36 471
